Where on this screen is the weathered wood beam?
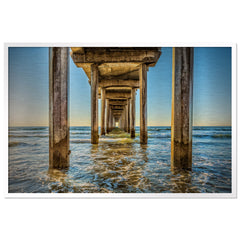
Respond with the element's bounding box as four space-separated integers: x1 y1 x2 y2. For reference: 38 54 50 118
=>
91 64 99 144
71 47 84 54
49 47 70 169
71 49 161 64
98 79 139 88
99 70 139 81
106 92 131 99
140 64 148 144
171 47 194 170
111 105 124 109
109 100 127 105
112 110 124 113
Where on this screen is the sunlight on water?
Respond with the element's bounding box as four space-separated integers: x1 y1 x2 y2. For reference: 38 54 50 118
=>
8 126 232 193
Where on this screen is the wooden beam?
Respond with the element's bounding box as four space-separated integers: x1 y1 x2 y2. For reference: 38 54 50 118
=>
111 105 124 109
49 47 70 169
140 64 148 144
98 79 139 88
171 47 194 170
71 47 84 54
91 64 99 144
105 92 131 99
99 71 139 81
109 100 127 105
71 49 161 64
112 110 124 113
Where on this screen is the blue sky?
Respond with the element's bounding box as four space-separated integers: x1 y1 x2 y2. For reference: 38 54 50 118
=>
8 47 231 126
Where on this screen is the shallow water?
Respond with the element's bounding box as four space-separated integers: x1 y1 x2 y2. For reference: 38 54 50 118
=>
8 126 232 193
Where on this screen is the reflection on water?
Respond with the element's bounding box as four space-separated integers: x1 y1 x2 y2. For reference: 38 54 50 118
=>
89 142 149 193
169 170 196 193
8 126 232 193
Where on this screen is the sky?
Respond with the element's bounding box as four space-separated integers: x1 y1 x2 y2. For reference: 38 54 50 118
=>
8 47 232 127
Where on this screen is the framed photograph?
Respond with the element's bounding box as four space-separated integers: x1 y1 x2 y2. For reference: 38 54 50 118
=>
5 44 236 198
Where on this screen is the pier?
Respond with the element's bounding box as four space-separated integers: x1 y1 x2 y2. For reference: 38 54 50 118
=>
49 47 193 170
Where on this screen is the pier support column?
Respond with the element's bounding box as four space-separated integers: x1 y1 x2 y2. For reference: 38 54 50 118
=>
130 88 136 138
101 88 106 135
122 107 126 132
171 47 194 170
113 117 115 128
49 47 70 169
127 99 130 133
140 64 148 144
125 104 128 132
91 64 99 144
106 99 110 133
109 109 112 132
119 116 121 129
111 111 114 130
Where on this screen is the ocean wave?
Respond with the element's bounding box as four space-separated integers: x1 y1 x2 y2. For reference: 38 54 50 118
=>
193 135 209 138
9 134 48 138
193 134 231 139
148 134 171 138
70 139 91 143
11 127 48 131
9 142 39 147
212 134 231 138
148 128 171 132
70 132 90 135
193 127 231 131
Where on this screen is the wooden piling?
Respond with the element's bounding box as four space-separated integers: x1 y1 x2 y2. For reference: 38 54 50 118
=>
113 117 115 128
140 64 148 144
127 99 130 133
49 47 70 169
101 88 106 135
109 109 112 131
123 105 127 132
91 64 99 144
130 88 136 138
106 99 110 133
171 47 194 170
124 104 128 132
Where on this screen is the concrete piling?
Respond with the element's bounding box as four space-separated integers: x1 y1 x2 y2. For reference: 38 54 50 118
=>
101 88 106 135
49 47 70 169
91 64 99 144
171 47 194 170
140 64 148 144
130 88 136 138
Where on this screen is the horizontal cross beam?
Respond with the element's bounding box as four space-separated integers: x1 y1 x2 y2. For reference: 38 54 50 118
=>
106 92 131 99
71 49 161 64
99 79 139 88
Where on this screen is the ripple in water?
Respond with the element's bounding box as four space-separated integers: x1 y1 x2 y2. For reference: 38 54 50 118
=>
8 126 232 193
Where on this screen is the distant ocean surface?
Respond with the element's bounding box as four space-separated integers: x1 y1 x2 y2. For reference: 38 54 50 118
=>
8 126 232 193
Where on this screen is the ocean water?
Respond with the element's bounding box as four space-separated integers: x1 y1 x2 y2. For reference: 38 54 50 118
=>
8 126 232 193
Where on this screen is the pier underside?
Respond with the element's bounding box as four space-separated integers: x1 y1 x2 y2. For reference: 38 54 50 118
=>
71 47 162 144
49 47 194 171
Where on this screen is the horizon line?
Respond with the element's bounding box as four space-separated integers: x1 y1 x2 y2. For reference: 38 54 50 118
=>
9 125 232 127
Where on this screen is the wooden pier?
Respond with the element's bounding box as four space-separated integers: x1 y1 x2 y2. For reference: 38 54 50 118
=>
49 47 194 171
